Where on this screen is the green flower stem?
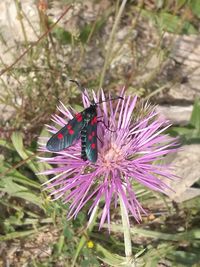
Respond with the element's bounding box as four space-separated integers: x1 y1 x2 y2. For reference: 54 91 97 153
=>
120 196 134 265
99 0 128 88
72 205 99 267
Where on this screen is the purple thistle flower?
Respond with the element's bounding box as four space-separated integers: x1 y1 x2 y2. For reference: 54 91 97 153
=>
39 88 177 228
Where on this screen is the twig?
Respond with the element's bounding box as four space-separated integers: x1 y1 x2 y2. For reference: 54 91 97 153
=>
99 0 127 88
0 5 72 76
0 151 43 178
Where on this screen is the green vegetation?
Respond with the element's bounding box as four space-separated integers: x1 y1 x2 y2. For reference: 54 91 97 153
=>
0 1 200 266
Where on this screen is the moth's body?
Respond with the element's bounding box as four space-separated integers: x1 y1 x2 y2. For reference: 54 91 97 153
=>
80 127 87 161
80 105 97 161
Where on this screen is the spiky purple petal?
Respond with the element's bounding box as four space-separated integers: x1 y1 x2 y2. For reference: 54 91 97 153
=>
39 88 178 228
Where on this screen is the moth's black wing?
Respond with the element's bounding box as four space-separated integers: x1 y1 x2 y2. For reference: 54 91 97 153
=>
46 113 84 152
85 117 98 162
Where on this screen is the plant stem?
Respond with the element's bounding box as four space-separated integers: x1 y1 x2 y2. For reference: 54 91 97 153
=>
120 196 135 266
14 0 29 49
99 0 127 88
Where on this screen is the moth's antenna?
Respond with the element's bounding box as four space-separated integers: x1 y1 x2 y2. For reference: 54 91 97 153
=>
69 79 81 89
69 79 90 103
96 96 124 105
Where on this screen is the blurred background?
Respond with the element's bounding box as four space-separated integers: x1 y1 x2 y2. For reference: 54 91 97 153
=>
0 0 200 266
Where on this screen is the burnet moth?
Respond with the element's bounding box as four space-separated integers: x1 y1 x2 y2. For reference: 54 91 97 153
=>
46 80 123 163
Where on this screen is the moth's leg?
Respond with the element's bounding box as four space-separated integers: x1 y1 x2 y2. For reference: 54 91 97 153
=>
96 135 103 144
97 120 116 132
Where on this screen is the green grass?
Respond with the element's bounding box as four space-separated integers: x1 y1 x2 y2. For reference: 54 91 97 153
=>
0 1 200 266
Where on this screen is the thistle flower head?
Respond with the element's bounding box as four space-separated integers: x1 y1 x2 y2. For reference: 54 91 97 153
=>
39 88 177 228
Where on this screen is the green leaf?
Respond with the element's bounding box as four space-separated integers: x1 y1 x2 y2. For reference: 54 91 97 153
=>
79 24 92 43
96 243 127 266
11 132 28 159
79 17 106 44
189 0 200 18
11 132 48 183
52 26 72 44
105 224 200 241
63 224 73 240
140 8 197 35
0 139 14 150
143 244 174 267
1 162 40 188
169 250 200 265
156 12 197 34
176 0 188 8
11 132 38 174
56 235 65 254
0 177 43 208
0 227 47 241
190 99 200 132
169 126 195 136
167 99 200 144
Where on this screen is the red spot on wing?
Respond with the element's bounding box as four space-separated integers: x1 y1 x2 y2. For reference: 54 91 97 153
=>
75 113 83 122
57 133 63 139
67 124 72 130
91 116 97 125
69 129 74 135
91 143 96 149
92 131 95 136
88 135 92 141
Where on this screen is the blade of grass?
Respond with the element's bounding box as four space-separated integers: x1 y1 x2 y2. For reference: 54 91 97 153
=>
103 224 200 242
0 226 48 241
99 0 128 88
